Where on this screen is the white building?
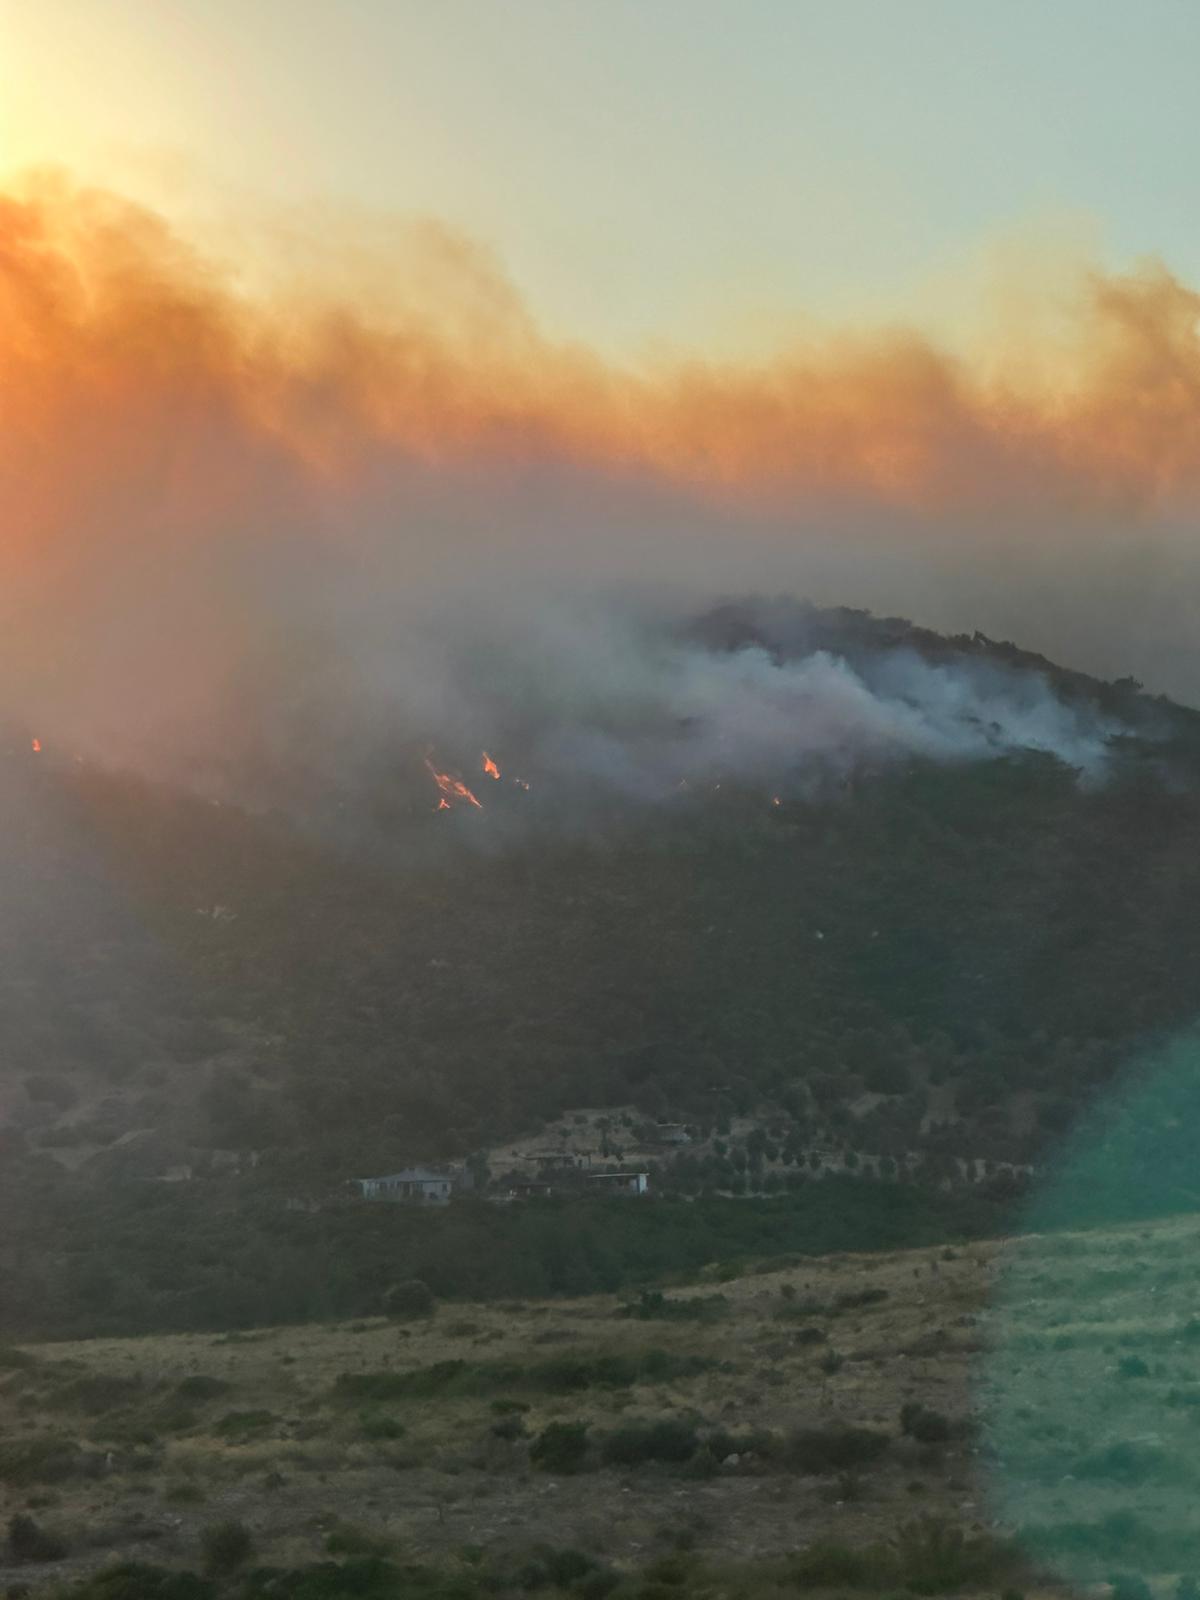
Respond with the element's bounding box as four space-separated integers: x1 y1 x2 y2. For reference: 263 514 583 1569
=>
353 1168 456 1205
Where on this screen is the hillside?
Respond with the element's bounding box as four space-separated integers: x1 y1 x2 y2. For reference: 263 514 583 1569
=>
3 601 1200 1336
0 1233 1007 1596
5 1214 1200 1599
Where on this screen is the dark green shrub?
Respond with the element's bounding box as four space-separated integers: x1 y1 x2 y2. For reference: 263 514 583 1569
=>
74 1564 215 1600
200 1519 254 1574
900 1403 953 1443
790 1539 883 1585
1073 1440 1170 1484
214 1410 275 1438
0 1435 80 1485
163 1482 206 1506
835 1286 890 1311
359 1413 406 1441
541 1547 597 1586
1116 1355 1150 1379
619 1292 727 1322
8 1512 68 1562
324 1521 391 1557
491 1414 527 1441
529 1421 589 1474
175 1376 231 1402
600 1419 698 1467
787 1425 889 1474
576 1569 620 1600
1109 1577 1153 1600
381 1280 435 1320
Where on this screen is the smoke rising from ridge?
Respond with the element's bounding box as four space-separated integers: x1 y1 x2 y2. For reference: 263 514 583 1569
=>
1 172 1197 826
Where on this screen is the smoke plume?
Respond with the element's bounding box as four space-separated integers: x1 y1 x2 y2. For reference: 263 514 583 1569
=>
2 172 1196 831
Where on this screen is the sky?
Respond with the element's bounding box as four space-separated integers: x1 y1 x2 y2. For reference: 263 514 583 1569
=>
4 0 1200 354
3 0 1200 792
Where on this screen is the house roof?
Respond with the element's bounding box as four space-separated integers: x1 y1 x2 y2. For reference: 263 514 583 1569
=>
357 1169 450 1185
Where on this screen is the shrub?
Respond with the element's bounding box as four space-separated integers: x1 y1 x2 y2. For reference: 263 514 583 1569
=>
541 1548 598 1586
325 1521 391 1557
900 1403 953 1443
200 1519 254 1574
1116 1355 1150 1379
1109 1578 1153 1600
576 1570 620 1600
0 1435 80 1485
790 1539 884 1586
791 1325 827 1345
787 1425 889 1474
163 1482 206 1506
175 1376 231 1402
529 1421 589 1474
895 1517 1017 1595
381 1280 435 1320
8 1513 68 1562
48 1373 144 1415
332 1349 711 1404
359 1412 406 1441
214 1410 275 1439
600 1419 698 1467
1073 1440 1170 1484
619 1291 727 1322
73 1564 215 1600
835 1286 890 1311
703 1427 777 1463
491 1415 527 1441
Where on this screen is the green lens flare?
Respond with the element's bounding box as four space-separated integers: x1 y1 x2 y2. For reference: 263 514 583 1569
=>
984 1031 1200 1590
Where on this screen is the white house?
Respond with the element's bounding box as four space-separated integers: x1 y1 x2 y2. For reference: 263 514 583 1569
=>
353 1168 456 1205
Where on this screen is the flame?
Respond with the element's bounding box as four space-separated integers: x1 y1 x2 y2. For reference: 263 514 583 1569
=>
482 751 501 779
771 795 781 806
30 737 41 753
514 777 530 791
424 755 483 810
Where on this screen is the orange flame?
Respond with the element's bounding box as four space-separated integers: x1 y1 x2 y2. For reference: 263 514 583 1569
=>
424 756 483 810
482 751 501 779
31 737 41 753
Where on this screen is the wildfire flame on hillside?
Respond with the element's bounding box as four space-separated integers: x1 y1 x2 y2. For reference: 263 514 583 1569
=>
31 737 41 753
424 756 483 811
482 752 501 779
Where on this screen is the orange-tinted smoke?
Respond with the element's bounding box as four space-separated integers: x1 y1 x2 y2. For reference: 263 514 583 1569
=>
4 171 1200 543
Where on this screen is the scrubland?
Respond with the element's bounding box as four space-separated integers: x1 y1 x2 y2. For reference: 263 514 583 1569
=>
6 1215 1200 1598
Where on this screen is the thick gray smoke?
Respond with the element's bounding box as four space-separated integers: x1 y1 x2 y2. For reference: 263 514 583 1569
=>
206 591 1129 837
